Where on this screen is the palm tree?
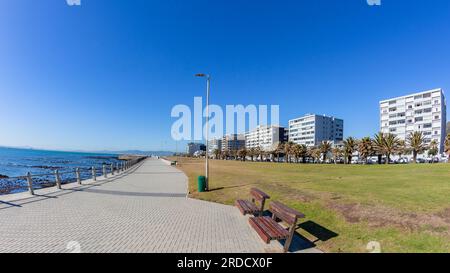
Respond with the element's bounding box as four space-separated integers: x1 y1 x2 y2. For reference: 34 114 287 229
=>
428 140 438 162
248 148 256 162
231 149 238 160
284 141 294 163
290 144 300 163
319 141 332 163
343 137 358 164
358 137 374 164
298 144 308 163
372 132 386 164
237 148 247 161
275 142 285 162
381 133 401 164
407 131 427 164
310 147 321 164
445 134 450 163
213 149 221 160
397 140 407 159
254 147 261 162
332 147 343 164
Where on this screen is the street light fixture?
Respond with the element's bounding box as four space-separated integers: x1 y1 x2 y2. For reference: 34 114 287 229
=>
195 73 211 191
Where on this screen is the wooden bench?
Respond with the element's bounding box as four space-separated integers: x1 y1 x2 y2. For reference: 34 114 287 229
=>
235 188 270 216
249 201 305 252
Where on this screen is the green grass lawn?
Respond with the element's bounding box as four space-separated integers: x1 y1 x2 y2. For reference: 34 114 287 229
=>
171 157 450 253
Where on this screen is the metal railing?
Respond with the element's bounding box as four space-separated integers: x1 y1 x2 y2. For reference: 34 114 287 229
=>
0 157 147 196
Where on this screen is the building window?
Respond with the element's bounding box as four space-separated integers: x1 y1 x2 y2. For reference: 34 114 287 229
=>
415 117 423 122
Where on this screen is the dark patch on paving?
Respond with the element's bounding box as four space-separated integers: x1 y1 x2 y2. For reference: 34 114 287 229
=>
79 188 186 198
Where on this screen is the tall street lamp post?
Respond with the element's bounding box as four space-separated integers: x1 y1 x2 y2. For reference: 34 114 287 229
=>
195 73 210 191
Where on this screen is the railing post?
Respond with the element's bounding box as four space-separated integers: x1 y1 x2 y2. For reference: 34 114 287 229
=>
110 163 114 175
121 162 124 172
92 166 96 181
55 170 62 189
76 168 81 185
27 172 34 195
116 163 120 173
103 164 107 178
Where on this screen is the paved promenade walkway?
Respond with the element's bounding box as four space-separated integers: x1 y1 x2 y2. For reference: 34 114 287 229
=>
0 159 320 253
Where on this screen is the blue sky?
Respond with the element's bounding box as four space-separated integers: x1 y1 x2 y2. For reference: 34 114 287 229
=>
0 0 449 152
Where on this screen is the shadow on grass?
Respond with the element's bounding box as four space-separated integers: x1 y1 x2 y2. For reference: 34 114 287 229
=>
298 220 339 243
261 211 338 252
208 183 253 192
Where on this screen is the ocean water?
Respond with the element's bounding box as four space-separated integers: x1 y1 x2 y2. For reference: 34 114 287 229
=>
0 147 122 195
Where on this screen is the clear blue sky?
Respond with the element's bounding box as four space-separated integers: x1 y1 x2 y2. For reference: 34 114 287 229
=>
1 0 449 152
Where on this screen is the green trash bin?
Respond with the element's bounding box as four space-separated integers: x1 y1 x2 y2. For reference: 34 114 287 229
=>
198 176 206 192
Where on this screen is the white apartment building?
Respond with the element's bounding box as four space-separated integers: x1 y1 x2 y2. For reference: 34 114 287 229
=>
245 125 287 151
186 142 206 156
221 134 246 151
207 138 222 154
380 88 447 154
288 114 344 147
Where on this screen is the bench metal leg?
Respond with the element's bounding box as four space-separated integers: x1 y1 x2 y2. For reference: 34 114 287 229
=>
259 199 266 217
284 223 297 253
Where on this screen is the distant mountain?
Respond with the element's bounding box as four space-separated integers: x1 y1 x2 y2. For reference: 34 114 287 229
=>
94 150 175 156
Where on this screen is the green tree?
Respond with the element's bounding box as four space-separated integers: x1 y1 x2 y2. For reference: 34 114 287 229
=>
407 131 427 164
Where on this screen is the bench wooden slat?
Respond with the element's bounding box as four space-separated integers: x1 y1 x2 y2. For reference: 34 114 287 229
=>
235 199 259 215
271 201 304 218
270 201 305 225
249 217 272 244
250 188 270 201
259 217 289 240
249 217 289 243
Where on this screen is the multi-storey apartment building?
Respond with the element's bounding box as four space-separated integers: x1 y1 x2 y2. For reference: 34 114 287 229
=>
207 138 222 154
221 134 246 151
186 142 206 156
288 114 344 147
245 125 287 151
380 88 447 153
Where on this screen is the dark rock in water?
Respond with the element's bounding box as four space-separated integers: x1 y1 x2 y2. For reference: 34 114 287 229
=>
0 174 9 179
85 156 118 160
32 166 63 170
